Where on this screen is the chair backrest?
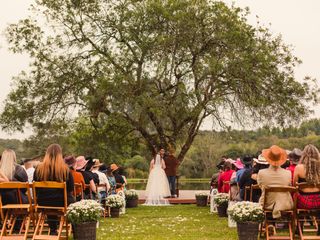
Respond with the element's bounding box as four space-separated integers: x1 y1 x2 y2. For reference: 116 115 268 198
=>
32 181 67 210
263 185 297 210
250 184 260 202
74 183 84 199
0 182 33 205
296 182 320 190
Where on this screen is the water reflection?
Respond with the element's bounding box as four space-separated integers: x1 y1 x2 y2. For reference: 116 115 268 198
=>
127 182 209 190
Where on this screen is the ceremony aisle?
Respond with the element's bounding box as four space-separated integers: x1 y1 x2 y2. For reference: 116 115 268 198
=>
97 205 237 240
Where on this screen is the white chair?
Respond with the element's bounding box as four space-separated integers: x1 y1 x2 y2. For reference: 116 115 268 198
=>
210 189 218 213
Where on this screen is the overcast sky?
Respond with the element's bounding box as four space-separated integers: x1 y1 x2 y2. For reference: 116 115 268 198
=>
0 0 320 139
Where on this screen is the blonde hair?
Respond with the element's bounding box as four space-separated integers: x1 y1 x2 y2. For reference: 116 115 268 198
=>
300 144 320 184
0 149 17 180
36 144 69 182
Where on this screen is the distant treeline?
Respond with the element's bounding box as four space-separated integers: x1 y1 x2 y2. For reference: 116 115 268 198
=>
2 119 320 178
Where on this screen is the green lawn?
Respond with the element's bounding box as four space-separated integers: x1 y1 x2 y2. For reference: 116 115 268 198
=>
97 205 237 240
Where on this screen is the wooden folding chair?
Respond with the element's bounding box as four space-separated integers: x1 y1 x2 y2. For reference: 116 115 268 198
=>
0 182 33 240
261 186 297 240
73 183 84 201
244 185 251 201
96 184 110 218
250 184 260 202
296 183 320 240
32 181 69 240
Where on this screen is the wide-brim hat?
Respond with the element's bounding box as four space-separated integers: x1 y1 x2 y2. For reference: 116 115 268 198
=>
262 145 287 167
253 154 269 165
93 159 103 168
76 156 88 170
241 156 253 165
64 156 76 167
110 163 119 172
233 159 244 169
288 148 302 164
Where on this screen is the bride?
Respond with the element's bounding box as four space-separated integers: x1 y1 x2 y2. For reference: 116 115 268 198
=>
144 150 171 205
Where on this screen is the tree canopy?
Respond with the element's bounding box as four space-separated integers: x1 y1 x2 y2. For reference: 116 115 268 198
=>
1 0 317 162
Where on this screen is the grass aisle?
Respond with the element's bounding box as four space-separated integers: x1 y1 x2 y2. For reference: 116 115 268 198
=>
97 205 237 240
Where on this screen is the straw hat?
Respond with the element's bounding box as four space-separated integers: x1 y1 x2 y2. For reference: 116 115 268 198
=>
76 156 88 170
253 154 269 165
262 145 287 167
93 159 103 168
64 156 76 167
110 163 119 172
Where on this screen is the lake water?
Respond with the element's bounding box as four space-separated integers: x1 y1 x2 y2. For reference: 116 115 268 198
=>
127 180 210 190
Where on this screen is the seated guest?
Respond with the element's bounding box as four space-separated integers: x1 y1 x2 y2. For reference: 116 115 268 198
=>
239 155 269 202
218 161 234 193
91 159 110 201
76 156 97 198
229 159 243 201
22 158 35 183
287 148 302 184
294 144 320 209
0 149 28 204
33 144 74 235
257 145 293 218
110 164 125 193
106 166 116 195
64 155 85 200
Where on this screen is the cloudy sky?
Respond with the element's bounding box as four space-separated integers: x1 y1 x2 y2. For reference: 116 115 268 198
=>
0 0 320 139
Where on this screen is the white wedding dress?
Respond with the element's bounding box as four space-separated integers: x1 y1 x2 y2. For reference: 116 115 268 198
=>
144 154 171 206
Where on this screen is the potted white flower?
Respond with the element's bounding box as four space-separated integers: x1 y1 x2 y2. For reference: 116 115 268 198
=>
125 189 139 208
195 192 209 207
213 193 229 217
106 194 126 218
67 200 103 240
228 201 264 240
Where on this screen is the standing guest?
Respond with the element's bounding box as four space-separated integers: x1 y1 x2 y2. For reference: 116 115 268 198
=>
0 149 28 203
76 156 97 198
118 167 128 191
22 158 35 183
64 155 85 200
218 161 234 193
257 145 293 218
287 148 302 183
294 145 320 210
33 144 74 235
110 163 125 193
163 147 180 198
216 157 226 193
92 159 110 201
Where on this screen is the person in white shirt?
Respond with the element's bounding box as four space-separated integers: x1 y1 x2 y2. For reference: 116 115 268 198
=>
92 159 110 201
22 158 35 183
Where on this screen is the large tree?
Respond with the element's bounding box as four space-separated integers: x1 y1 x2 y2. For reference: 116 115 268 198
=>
1 0 317 162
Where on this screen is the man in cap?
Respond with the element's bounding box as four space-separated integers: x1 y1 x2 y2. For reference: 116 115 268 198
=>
257 145 293 218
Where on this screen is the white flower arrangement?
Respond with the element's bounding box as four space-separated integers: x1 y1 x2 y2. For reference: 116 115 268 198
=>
195 191 209 198
106 194 126 208
228 201 264 223
67 200 103 224
125 189 139 200
213 193 229 206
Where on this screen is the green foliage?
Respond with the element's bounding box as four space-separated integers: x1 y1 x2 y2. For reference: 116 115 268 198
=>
1 0 317 165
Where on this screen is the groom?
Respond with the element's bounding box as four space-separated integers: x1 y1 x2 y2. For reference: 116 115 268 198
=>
163 147 180 198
